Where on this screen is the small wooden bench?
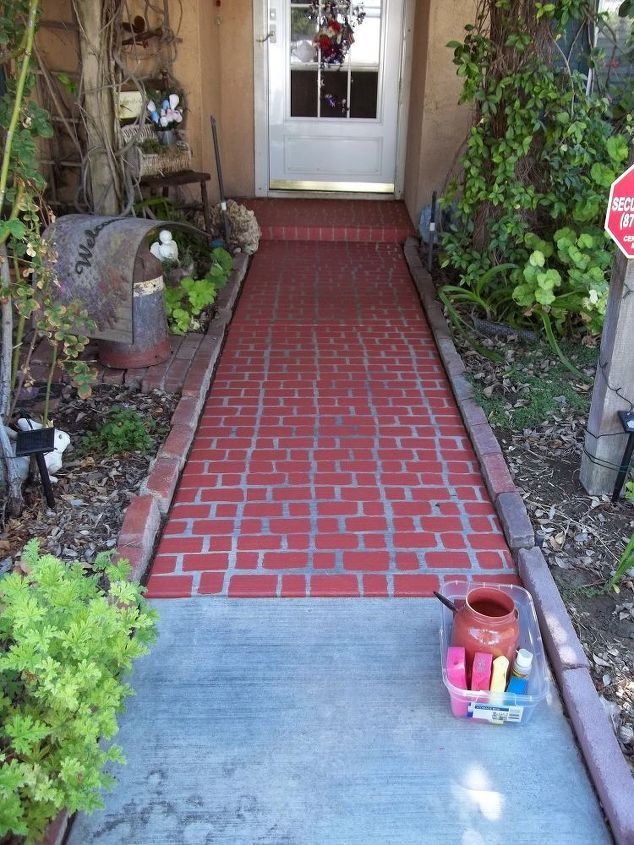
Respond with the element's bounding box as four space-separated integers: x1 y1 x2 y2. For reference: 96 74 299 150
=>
141 170 212 235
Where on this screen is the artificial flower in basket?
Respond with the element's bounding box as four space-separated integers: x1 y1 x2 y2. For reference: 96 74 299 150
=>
146 92 183 144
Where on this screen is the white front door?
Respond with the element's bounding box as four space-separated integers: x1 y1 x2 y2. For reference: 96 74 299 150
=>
267 0 404 192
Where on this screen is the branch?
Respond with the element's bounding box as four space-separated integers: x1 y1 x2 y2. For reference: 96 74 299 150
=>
0 0 40 220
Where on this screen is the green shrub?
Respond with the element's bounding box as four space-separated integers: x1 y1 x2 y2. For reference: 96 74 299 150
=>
164 247 233 335
440 0 632 346
82 406 154 455
0 541 158 843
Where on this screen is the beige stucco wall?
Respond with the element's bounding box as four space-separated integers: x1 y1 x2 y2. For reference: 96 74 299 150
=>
172 0 254 203
38 0 472 216
403 0 476 224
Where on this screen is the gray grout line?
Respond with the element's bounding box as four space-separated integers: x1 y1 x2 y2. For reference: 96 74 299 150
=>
403 236 634 845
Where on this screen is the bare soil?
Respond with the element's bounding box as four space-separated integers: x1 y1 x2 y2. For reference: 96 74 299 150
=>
1 384 177 569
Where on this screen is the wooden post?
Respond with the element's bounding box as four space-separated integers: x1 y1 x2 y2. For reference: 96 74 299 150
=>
580 251 634 495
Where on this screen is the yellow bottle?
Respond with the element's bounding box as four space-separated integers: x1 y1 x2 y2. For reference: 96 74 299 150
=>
489 655 509 692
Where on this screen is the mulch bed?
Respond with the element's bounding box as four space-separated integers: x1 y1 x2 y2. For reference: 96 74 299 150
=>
1 384 177 569
453 330 634 770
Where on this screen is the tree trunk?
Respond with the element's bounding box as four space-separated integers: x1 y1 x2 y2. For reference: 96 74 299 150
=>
73 0 122 214
0 244 24 515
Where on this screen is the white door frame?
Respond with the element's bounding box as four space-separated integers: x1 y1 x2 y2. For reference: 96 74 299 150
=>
252 0 415 198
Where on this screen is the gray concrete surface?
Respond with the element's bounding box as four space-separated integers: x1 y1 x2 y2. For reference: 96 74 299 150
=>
69 600 611 844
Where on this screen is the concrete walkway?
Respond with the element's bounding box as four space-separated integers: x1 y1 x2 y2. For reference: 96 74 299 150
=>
69 211 612 842
69 601 610 844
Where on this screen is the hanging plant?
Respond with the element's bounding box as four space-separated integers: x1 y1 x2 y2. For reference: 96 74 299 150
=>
309 0 365 67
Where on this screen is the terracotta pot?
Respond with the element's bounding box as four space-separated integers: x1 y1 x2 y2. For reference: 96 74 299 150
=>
450 587 520 674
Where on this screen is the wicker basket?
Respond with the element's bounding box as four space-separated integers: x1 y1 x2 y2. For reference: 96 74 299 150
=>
120 124 192 178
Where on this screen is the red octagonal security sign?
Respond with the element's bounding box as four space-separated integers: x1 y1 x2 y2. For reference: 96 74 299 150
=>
605 162 634 258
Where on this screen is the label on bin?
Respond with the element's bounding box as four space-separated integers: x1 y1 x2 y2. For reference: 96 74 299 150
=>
468 703 524 724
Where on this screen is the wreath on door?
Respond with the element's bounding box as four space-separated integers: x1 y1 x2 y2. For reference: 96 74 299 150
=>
310 0 366 66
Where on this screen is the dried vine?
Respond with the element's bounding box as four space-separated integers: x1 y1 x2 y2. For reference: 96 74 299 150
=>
36 0 182 215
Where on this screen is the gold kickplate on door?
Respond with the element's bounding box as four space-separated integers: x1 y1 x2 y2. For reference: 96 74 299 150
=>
269 179 395 193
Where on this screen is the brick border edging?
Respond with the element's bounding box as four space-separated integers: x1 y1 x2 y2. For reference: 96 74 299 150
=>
117 252 250 580
38 253 250 845
403 237 634 845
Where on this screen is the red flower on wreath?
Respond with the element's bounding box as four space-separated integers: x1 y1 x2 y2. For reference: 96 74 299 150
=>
309 0 365 67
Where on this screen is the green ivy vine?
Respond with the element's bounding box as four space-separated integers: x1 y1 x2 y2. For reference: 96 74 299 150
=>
440 0 633 355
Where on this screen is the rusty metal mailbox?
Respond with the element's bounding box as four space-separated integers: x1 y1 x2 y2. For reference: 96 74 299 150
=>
44 214 210 369
44 215 163 342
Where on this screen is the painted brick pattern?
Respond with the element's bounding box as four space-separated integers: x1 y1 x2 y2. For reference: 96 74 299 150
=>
146 240 515 598
245 198 415 244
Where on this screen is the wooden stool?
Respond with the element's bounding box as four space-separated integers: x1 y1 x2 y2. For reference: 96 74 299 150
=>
141 170 212 235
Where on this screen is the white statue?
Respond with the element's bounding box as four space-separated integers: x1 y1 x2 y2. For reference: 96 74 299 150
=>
15 418 71 482
150 229 179 263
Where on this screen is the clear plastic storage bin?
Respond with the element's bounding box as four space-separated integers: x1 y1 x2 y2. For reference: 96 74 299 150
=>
439 580 549 725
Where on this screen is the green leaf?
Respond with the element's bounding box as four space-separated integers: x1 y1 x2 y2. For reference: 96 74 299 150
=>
512 284 535 307
0 218 26 241
54 72 78 97
535 286 556 305
606 135 629 164
591 162 616 188
528 250 545 267
211 247 233 275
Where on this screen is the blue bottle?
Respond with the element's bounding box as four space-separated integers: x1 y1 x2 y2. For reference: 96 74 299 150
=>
507 648 533 694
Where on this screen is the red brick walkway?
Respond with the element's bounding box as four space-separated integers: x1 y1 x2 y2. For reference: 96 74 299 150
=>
245 199 414 243
146 235 515 598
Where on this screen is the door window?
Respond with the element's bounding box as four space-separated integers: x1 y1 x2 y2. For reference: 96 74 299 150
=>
289 0 382 119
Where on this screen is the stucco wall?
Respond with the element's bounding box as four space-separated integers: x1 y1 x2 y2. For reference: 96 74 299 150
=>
403 0 476 225
172 0 254 202
37 0 472 215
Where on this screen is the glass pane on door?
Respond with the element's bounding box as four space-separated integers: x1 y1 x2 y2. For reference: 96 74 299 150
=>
289 0 382 120
291 69 319 116
350 70 378 118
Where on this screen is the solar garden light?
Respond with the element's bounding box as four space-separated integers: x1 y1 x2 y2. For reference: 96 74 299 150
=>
15 420 56 509
611 410 634 503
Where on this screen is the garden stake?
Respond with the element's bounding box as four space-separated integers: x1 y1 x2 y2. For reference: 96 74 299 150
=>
210 115 231 247
427 191 437 274
611 410 634 502
14 419 56 509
